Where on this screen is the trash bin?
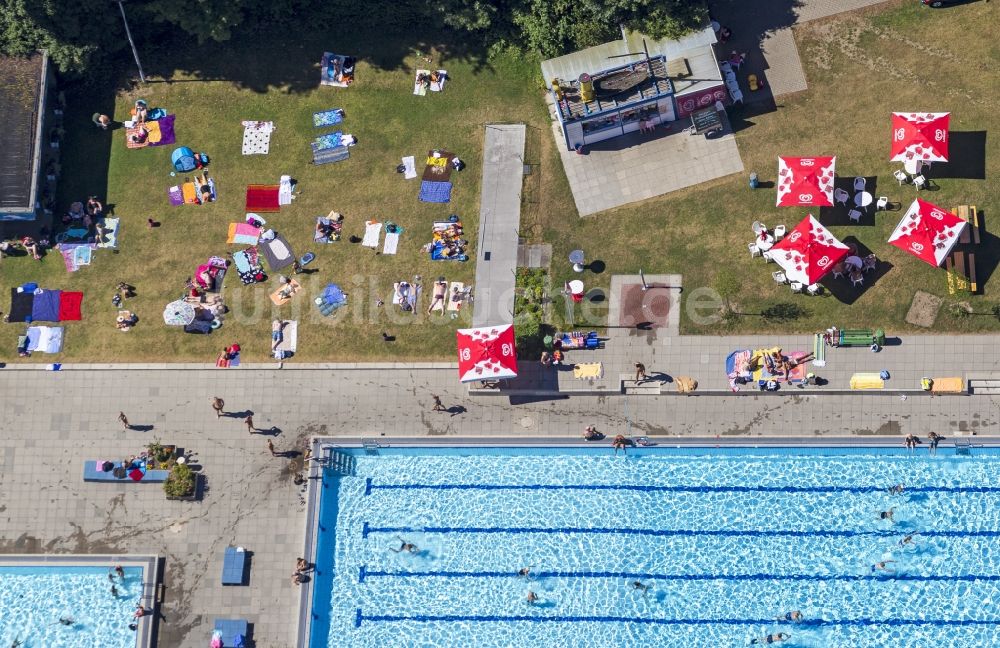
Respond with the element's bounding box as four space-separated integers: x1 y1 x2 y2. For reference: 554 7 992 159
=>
873 328 886 347
749 172 759 189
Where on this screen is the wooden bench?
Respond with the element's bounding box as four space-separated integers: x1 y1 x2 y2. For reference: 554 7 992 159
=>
952 205 981 245
946 250 977 294
969 378 1000 395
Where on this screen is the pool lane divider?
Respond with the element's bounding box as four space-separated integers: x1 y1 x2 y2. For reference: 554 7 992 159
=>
354 611 1000 628
364 482 1000 495
362 525 1000 539
358 567 1000 584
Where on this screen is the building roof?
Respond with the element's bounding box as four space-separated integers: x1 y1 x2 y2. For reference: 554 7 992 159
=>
0 53 45 212
555 57 674 124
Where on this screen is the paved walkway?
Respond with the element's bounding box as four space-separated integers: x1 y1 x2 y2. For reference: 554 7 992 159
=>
472 124 525 327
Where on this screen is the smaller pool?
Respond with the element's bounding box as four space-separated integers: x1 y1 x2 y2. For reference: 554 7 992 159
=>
0 564 144 648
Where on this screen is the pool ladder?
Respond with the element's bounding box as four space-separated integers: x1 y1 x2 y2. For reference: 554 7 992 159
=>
362 440 382 456
326 450 357 476
954 439 979 456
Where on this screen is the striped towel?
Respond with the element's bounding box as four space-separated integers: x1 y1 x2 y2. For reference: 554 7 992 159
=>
812 333 827 367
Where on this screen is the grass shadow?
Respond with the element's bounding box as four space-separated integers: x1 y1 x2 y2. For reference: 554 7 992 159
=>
821 236 893 305
929 131 986 179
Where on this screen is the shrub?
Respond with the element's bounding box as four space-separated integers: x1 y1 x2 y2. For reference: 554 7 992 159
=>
163 463 196 498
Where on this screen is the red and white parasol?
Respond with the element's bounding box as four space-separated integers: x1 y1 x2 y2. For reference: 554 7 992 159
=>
776 156 836 207
769 214 850 285
890 112 950 163
888 198 966 267
456 325 518 382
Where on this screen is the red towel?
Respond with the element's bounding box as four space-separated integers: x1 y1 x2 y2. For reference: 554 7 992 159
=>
245 184 280 212
58 291 83 321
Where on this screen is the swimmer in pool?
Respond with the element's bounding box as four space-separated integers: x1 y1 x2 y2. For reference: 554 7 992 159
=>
871 560 896 573
878 508 895 522
899 534 916 547
526 591 538 604
888 484 904 496
58 617 74 626
391 537 418 553
518 567 531 578
112 584 119 597
750 632 789 644
776 610 803 623
631 580 650 593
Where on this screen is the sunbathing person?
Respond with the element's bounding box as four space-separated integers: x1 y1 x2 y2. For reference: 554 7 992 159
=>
272 319 286 350
128 125 148 146
427 278 448 313
194 172 213 204
86 196 103 218
132 100 148 124
395 282 412 310
21 237 42 260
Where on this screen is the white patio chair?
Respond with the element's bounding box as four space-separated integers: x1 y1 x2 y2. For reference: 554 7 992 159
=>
748 242 761 258
913 175 926 190
876 196 889 211
831 262 845 279
848 209 863 223
790 281 803 293
853 177 866 192
773 224 786 240
807 283 821 296
893 170 908 186
772 271 787 284
834 188 849 206
763 251 775 263
752 221 766 235
863 254 878 273
851 273 864 287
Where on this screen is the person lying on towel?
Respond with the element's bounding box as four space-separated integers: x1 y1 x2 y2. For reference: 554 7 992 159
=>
194 172 214 204
271 319 286 350
395 282 413 311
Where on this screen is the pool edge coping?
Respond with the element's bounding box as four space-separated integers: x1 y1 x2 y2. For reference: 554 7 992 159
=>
0 553 161 648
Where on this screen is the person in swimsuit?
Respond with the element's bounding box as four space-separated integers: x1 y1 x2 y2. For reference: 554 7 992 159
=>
928 431 943 456
888 484 904 496
776 610 803 623
526 591 538 604
899 534 915 548
871 560 896 573
879 508 894 522
426 278 448 314
391 537 418 553
518 567 531 578
750 632 789 644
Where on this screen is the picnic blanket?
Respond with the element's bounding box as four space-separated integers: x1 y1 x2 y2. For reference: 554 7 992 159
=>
320 52 354 87
316 283 348 316
125 124 149 149
233 248 265 285
242 120 274 155
8 288 35 322
362 221 381 248
261 234 296 271
447 282 465 312
383 232 400 255
313 109 344 127
413 69 448 95
279 175 294 206
754 351 809 385
26 326 63 353
422 151 454 181
168 185 184 206
246 185 280 212
419 180 453 203
97 218 120 249
59 291 83 321
315 216 341 243
313 131 344 151
31 289 62 322
401 156 417 179
227 222 261 245
57 243 96 273
392 282 421 311
273 320 298 357
270 280 301 305
148 114 176 146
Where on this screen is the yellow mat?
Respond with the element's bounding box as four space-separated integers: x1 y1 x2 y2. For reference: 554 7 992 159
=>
573 362 603 379
930 377 964 394
850 373 884 390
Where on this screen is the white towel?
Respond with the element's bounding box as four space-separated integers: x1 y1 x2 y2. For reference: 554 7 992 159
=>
383 232 400 255
447 282 465 312
241 120 274 155
402 156 417 180
27 326 64 353
362 222 381 248
430 70 447 92
278 174 294 205
273 320 297 356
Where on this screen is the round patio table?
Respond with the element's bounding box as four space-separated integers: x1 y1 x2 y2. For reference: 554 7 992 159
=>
569 249 585 273
904 158 923 175
845 255 863 271
756 234 774 252
854 191 873 209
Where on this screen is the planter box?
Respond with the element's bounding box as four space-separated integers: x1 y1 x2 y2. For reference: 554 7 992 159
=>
165 474 203 501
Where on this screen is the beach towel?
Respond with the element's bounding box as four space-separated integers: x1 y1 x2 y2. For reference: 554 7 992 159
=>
313 131 344 151
812 333 827 368
261 234 295 271
447 282 465 312
270 280 301 305
73 245 92 266
401 156 417 180
850 373 885 390
246 184 280 212
573 362 604 379
413 69 448 95
31 289 62 322
148 114 176 146
273 320 298 357
383 232 400 255
58 291 83 321
422 151 454 181
97 218 120 249
392 282 422 310
124 124 149 148
362 221 381 248
233 248 264 285
227 222 261 245
241 120 274 155
9 288 34 322
419 180 452 203
753 351 809 385
26 326 63 353
313 109 344 127
168 185 184 206
59 246 79 272
182 182 198 205
279 175 294 206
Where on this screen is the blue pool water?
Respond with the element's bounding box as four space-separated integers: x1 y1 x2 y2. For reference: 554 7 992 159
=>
310 447 1000 647
0 565 143 648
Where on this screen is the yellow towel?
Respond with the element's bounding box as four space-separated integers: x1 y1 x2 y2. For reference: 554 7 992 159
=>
930 377 964 394
182 182 198 204
850 373 884 390
573 363 603 379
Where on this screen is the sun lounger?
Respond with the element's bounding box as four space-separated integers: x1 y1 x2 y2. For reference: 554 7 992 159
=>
850 373 885 390
362 221 381 248
221 547 247 585
401 156 417 179
269 280 301 305
273 320 297 358
383 232 400 255
447 282 465 312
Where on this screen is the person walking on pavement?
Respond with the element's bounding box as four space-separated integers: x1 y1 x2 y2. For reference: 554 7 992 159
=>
245 414 255 434
267 439 277 456
212 397 225 418
634 362 648 384
431 395 446 412
118 412 132 430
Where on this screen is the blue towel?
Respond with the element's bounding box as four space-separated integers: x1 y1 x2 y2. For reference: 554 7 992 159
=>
31 289 62 322
419 180 453 203
312 131 344 151
313 109 344 127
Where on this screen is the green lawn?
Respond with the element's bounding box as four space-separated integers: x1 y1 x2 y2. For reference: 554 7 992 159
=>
539 0 1000 335
3 32 549 362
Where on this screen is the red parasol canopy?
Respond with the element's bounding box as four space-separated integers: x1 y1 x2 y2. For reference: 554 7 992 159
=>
456 325 518 383
776 156 836 207
769 214 850 285
888 198 967 267
890 112 950 163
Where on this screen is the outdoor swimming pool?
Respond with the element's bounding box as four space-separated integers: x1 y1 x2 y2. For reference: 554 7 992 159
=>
309 446 1000 647
0 564 144 648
